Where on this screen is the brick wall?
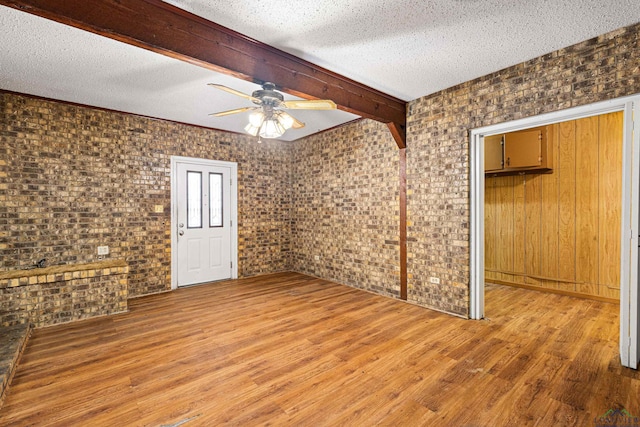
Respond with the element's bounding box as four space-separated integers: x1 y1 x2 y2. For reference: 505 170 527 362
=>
2 22 639 317
406 23 640 316
0 94 293 296
291 120 401 298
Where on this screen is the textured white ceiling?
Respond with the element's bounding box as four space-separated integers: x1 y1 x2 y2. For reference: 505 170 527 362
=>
1 1 640 141
170 0 640 100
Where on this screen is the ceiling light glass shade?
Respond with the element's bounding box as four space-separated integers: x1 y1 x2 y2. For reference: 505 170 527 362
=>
259 117 286 139
274 110 294 130
244 109 292 139
244 122 261 136
248 110 265 127
245 110 266 135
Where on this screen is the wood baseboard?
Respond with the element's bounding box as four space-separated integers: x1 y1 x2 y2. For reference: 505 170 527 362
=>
486 279 618 304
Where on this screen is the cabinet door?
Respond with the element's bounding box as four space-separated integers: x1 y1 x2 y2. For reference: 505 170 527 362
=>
504 128 542 168
484 134 504 171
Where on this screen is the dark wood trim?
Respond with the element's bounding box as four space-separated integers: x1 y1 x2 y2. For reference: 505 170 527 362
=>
1 0 407 148
399 148 407 300
387 122 406 149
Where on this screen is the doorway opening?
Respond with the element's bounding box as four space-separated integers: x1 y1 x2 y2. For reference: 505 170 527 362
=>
470 96 640 369
484 112 622 301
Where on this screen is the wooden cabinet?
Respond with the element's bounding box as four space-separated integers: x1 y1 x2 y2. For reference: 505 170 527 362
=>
484 134 504 171
485 126 552 176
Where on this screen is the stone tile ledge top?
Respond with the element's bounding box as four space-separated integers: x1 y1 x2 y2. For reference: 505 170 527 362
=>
0 322 31 409
0 259 128 281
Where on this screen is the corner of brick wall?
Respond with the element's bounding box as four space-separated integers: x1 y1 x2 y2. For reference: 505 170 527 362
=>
291 119 401 298
406 22 640 316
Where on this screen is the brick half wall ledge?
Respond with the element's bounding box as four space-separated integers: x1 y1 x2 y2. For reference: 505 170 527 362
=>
0 259 129 328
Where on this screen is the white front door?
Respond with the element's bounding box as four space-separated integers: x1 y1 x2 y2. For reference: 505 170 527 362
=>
175 160 233 287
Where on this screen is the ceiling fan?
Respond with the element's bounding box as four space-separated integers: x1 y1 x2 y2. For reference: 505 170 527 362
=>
208 82 337 140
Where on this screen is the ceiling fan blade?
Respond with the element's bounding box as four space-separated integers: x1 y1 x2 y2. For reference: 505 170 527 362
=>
209 106 256 117
280 111 305 129
281 99 337 110
207 83 261 103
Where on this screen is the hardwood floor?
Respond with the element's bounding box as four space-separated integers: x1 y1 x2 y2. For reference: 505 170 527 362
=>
1 272 638 426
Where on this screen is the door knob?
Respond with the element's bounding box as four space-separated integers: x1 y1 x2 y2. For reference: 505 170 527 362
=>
179 223 184 228
179 230 184 236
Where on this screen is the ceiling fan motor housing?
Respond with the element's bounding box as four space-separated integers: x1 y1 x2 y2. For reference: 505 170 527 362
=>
251 82 284 106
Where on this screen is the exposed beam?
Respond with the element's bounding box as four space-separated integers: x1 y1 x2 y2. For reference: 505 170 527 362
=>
1 0 407 148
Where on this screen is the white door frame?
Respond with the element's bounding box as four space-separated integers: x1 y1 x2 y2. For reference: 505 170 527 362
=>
469 94 640 369
170 156 238 289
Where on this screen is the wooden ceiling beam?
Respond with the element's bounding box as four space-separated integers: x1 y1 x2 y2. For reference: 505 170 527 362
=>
1 0 407 148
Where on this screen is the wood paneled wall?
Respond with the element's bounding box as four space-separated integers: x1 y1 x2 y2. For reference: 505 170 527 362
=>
484 111 623 301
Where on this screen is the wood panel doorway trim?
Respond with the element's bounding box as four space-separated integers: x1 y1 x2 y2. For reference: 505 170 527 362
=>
470 94 640 369
170 156 238 290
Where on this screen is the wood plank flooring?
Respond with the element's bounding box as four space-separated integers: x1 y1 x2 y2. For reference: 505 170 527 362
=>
1 272 638 426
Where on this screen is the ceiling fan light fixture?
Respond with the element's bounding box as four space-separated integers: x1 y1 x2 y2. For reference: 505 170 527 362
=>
274 110 294 130
248 110 265 127
244 110 286 139
244 122 261 136
259 116 286 139
209 82 335 139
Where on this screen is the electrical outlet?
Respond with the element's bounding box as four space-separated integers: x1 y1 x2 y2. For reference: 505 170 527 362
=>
429 276 440 284
314 255 320 261
154 204 164 213
97 246 109 256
